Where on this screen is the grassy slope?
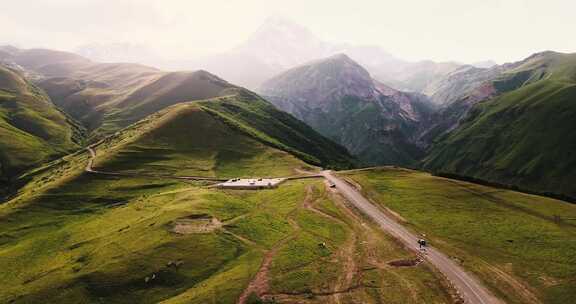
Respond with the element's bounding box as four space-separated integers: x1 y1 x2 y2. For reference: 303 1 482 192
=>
93 102 309 178
0 155 452 304
425 52 576 199
93 92 354 177
26 49 355 170
95 70 237 137
0 66 84 186
0 99 440 303
38 68 233 139
344 167 576 304
199 92 355 170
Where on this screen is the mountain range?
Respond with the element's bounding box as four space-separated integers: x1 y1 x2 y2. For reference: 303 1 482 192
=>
1 16 576 304
259 48 576 200
0 46 354 198
424 51 576 199
1 17 575 200
92 17 472 91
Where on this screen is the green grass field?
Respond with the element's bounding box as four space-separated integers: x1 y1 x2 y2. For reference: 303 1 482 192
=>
0 155 455 304
343 167 576 304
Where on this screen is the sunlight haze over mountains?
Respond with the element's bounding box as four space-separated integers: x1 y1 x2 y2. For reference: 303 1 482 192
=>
2 0 575 64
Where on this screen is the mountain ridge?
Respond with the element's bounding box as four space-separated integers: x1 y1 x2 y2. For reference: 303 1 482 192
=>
261 53 434 166
0 46 355 181
424 51 576 199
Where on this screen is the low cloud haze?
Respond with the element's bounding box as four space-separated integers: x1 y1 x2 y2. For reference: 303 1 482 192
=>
2 0 575 64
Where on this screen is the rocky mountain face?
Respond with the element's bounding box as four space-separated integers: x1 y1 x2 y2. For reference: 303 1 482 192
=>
372 60 462 94
261 54 434 166
414 65 504 144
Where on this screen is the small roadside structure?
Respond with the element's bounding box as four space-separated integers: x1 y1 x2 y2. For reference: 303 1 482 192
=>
216 178 286 190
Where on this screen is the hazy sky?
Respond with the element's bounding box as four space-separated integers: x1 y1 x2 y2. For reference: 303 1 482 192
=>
2 0 575 64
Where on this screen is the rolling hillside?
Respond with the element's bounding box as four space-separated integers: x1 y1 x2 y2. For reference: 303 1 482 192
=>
0 94 450 304
425 51 576 199
0 46 356 202
1 47 240 138
0 172 453 303
0 65 84 193
93 90 355 174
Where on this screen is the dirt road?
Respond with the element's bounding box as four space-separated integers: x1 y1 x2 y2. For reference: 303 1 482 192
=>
321 170 503 304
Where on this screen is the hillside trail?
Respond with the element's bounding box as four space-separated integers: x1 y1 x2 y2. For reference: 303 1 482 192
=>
321 170 504 304
235 185 312 304
238 184 366 304
305 183 360 304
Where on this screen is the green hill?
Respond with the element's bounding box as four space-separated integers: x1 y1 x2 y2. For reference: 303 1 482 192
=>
94 90 355 175
0 65 84 193
0 96 445 304
0 47 355 193
3 47 236 138
0 79 357 303
344 167 576 304
424 52 576 199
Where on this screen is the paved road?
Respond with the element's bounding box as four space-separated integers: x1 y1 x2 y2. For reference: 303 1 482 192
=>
321 170 503 304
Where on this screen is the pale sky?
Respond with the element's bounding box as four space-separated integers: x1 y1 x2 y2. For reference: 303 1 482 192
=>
2 0 575 64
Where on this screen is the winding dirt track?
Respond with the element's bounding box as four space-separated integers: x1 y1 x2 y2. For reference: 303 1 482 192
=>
321 170 503 304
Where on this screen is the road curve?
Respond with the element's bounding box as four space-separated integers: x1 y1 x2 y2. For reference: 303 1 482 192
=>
321 170 503 304
85 146 97 172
